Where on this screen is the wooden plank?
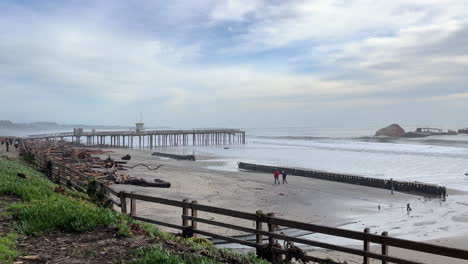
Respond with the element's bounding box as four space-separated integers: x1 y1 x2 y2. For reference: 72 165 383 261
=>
193 229 259 248
132 216 185 230
120 192 127 214
183 216 256 234
110 199 121 207
190 203 257 221
382 231 388 264
101 184 119 196
268 217 365 240
125 193 257 221
125 193 186 207
364 228 370 264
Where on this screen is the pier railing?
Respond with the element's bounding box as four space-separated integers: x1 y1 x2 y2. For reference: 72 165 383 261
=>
24 148 468 264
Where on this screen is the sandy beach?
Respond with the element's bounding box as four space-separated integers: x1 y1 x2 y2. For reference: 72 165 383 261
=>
95 147 468 264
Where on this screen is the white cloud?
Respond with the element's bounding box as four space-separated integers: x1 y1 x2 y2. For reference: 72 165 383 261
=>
210 0 264 22
1 0 468 126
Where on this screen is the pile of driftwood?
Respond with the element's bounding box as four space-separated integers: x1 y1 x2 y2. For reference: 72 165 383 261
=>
23 140 170 188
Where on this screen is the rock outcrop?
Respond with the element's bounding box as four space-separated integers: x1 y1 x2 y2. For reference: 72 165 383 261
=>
375 124 406 137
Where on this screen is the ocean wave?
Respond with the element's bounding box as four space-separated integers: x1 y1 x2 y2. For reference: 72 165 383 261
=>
252 135 468 147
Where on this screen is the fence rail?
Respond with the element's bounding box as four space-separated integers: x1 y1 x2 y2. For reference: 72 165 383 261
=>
20 141 468 264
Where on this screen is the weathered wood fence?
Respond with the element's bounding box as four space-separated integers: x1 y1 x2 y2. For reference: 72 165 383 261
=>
20 144 468 264
238 162 447 197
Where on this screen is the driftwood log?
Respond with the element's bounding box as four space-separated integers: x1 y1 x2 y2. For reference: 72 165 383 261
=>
119 178 170 188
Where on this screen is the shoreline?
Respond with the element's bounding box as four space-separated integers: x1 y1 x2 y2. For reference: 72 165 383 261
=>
97 148 468 240
3 144 468 263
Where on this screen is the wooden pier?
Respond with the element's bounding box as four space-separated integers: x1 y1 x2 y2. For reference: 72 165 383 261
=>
27 129 246 148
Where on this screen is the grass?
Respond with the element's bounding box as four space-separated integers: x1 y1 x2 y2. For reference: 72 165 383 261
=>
0 158 54 201
131 244 220 264
0 157 269 264
0 233 20 264
0 158 120 236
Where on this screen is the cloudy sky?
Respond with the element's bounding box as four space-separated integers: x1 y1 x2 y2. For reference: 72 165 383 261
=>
1 0 467 129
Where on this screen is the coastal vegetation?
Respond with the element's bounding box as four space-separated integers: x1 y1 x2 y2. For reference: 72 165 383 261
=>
0 157 268 264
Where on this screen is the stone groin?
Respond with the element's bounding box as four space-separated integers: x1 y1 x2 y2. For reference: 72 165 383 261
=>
152 152 196 161
238 162 446 197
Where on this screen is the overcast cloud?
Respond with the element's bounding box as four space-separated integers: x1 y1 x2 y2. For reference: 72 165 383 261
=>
0 0 467 129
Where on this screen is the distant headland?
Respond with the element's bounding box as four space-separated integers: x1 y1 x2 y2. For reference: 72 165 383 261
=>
0 120 130 131
375 124 468 137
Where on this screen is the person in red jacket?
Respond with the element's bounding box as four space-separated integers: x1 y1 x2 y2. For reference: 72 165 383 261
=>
273 169 280 184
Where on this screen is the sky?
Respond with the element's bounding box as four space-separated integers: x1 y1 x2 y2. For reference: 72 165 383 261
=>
1 0 467 129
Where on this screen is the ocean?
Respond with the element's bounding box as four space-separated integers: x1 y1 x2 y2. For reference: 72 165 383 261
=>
157 126 468 192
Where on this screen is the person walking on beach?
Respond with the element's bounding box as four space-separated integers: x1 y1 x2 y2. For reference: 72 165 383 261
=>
273 169 280 184
281 170 288 184
407 203 412 213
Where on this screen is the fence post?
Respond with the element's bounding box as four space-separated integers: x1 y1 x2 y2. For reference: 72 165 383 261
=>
267 212 276 246
363 228 370 264
390 178 394 195
256 210 263 245
120 192 127 214
191 200 198 238
57 165 62 185
130 191 136 217
381 231 388 264
182 199 189 227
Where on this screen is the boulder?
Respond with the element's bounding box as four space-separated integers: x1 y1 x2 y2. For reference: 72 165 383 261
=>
375 124 406 137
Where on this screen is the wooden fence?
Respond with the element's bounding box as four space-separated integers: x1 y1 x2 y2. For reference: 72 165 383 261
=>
22 147 468 264
238 162 447 197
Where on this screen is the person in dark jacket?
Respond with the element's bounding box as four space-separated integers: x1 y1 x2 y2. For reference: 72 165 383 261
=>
281 171 288 184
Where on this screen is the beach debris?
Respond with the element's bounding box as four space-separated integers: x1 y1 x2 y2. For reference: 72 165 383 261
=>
123 164 163 171
77 151 91 159
121 154 131 160
152 152 195 161
22 140 170 189
114 176 170 188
